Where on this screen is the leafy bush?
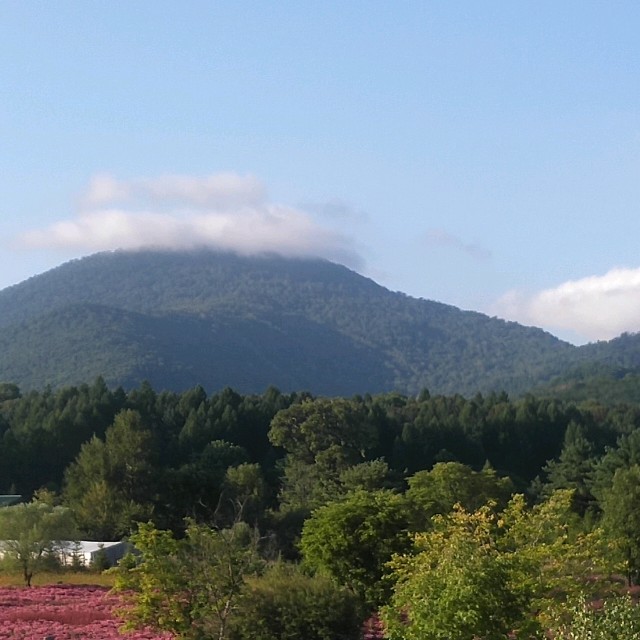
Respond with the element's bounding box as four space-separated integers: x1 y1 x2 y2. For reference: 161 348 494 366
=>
229 563 363 640
550 595 640 640
115 520 262 640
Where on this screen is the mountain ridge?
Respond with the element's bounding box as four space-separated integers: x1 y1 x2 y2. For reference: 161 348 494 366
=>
0 249 632 396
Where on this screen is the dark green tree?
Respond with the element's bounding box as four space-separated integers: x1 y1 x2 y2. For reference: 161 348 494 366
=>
269 398 373 512
63 409 155 539
300 489 411 607
541 421 597 512
600 464 640 585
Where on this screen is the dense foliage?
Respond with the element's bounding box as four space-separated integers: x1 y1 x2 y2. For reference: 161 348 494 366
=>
115 521 262 640
0 249 605 396
0 500 77 586
382 492 615 640
2 378 640 531
550 596 640 640
228 563 363 640
4 376 640 637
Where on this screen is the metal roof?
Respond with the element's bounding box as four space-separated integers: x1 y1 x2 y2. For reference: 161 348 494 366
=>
0 495 21 507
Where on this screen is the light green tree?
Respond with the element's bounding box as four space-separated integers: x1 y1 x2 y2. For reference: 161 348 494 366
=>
383 504 530 640
405 461 514 529
383 491 611 640
0 500 77 586
550 595 640 640
500 490 612 626
115 520 263 640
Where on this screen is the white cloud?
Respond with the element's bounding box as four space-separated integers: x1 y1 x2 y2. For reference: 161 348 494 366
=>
81 172 266 210
81 174 132 207
139 172 267 209
495 267 640 342
20 172 363 269
424 229 491 261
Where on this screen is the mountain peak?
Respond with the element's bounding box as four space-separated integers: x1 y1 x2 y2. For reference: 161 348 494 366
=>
0 250 582 395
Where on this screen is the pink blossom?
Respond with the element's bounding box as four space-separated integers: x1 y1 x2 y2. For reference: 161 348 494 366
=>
0 585 174 639
362 613 386 640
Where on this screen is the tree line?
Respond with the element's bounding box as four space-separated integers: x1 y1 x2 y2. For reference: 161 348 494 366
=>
3 378 640 637
2 378 640 538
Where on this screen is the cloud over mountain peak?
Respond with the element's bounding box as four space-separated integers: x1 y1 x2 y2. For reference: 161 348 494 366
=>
19 172 363 270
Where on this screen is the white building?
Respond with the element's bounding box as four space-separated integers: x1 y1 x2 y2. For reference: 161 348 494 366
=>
57 540 132 568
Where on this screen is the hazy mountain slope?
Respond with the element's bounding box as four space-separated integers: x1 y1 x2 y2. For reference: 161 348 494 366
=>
576 332 640 370
526 333 640 404
0 301 392 395
0 250 579 395
531 366 640 405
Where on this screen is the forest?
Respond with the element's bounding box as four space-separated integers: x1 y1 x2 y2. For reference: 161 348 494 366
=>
6 249 640 398
2 377 640 638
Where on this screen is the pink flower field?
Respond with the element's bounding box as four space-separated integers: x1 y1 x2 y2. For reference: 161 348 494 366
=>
0 585 174 640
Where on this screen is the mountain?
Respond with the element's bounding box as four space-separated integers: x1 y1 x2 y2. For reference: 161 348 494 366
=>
528 333 640 404
0 249 634 396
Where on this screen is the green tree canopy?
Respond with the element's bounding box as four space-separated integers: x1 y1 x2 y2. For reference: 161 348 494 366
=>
269 398 374 513
229 563 363 640
600 464 640 585
383 491 612 640
300 489 411 607
541 421 597 512
115 520 263 640
405 461 514 530
63 409 155 539
383 504 530 640
0 499 77 586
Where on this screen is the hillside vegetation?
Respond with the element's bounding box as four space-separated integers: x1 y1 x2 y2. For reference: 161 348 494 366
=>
0 249 602 396
4 379 640 638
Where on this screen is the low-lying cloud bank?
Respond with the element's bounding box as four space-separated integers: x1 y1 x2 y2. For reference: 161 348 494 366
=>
496 267 640 343
20 172 363 269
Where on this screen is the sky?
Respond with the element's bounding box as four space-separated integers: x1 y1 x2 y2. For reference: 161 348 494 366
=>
1 1 639 345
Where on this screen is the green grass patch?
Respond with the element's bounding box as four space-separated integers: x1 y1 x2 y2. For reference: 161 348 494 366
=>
0 570 115 588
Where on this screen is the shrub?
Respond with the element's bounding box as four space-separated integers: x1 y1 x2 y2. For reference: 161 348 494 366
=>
551 595 640 640
229 563 363 640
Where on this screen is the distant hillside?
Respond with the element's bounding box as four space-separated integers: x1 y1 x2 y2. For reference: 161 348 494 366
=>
0 249 630 396
529 333 640 404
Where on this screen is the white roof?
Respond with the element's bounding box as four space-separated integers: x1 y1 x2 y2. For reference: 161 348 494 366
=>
74 541 126 552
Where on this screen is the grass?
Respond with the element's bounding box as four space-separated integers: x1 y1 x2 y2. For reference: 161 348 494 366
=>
0 570 115 588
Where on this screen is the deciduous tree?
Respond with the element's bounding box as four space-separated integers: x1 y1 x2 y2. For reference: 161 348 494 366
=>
63 409 155 539
300 489 411 607
0 499 77 586
229 563 363 640
600 464 640 585
115 520 263 640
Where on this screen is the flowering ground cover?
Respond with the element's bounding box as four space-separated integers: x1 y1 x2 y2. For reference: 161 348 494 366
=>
362 614 386 640
0 584 174 640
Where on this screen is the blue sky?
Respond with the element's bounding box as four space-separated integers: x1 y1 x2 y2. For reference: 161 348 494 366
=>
1 1 639 344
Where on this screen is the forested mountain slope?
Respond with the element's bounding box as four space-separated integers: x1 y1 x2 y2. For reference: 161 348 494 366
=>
0 249 630 395
518 333 640 404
